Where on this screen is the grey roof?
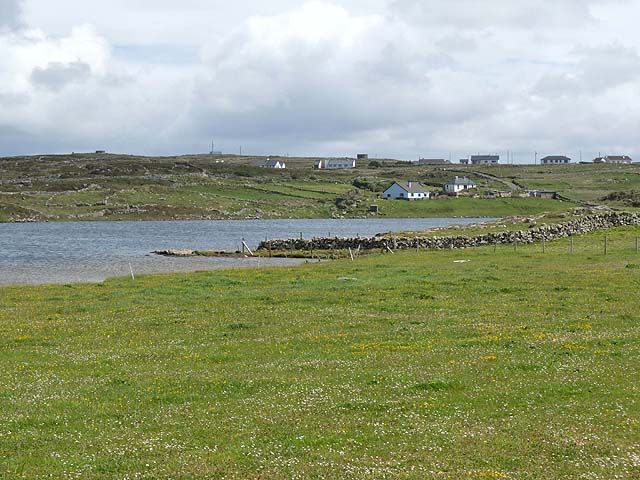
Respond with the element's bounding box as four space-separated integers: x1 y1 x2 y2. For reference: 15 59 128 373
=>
470 155 499 162
446 176 476 186
541 155 571 162
263 159 283 166
393 181 428 194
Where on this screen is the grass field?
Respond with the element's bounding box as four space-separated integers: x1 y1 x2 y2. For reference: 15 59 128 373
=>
1 228 639 479
5 153 640 222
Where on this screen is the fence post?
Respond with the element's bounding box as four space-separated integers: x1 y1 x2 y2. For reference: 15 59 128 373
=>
514 240 518 252
636 236 638 253
542 238 546 253
494 242 497 253
570 237 574 255
241 237 245 253
604 236 608 255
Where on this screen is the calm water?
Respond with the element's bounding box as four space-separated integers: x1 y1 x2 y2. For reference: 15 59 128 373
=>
0 218 492 285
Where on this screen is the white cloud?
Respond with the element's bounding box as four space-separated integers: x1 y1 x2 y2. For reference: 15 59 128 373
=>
1 0 640 160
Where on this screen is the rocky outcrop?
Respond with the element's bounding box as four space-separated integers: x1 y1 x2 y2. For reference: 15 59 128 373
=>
258 212 640 252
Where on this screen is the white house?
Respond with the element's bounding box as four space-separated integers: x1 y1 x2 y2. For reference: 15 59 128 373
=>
444 176 477 194
470 155 499 165
593 155 633 164
540 155 571 165
383 181 431 200
262 158 286 169
315 158 356 170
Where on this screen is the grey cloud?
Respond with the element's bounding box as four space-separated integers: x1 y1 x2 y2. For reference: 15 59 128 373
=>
436 35 478 53
0 0 22 31
534 44 640 97
30 61 92 91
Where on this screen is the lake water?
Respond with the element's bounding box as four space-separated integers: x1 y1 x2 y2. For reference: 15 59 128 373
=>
0 218 492 285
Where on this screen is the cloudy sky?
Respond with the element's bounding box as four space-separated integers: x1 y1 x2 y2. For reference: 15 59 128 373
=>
1 0 639 161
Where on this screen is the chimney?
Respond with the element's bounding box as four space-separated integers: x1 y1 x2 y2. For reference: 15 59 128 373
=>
408 181 412 188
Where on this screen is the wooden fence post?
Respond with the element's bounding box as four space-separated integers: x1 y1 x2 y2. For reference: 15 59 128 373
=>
604 236 608 255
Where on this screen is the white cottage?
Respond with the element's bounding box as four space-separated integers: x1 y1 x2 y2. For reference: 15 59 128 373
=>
262 158 286 169
315 158 356 170
383 182 431 200
444 176 476 194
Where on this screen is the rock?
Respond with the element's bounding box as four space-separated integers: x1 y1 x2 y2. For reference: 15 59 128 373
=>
153 249 196 257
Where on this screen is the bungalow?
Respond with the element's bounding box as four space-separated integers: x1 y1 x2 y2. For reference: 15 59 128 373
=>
262 158 286 169
541 155 571 165
444 176 477 194
593 155 633 164
383 181 431 200
315 158 356 170
470 155 500 165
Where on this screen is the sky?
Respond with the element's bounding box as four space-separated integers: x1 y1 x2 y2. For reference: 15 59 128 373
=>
1 0 639 162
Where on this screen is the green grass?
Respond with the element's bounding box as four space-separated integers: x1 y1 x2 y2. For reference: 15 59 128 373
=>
1 228 640 478
7 154 629 222
377 197 574 218
472 164 640 204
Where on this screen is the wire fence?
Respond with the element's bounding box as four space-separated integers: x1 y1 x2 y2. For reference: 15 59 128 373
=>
480 232 640 257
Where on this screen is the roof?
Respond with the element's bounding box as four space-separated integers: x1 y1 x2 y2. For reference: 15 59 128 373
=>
593 155 633 163
470 155 499 162
326 158 355 164
263 159 283 166
390 181 428 194
541 155 571 161
446 176 476 186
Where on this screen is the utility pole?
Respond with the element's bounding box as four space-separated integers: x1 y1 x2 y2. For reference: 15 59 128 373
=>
535 151 538 165
211 140 214 154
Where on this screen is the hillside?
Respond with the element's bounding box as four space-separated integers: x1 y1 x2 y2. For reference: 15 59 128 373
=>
1 153 638 222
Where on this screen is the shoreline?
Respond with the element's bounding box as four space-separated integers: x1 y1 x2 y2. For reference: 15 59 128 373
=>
0 257 307 288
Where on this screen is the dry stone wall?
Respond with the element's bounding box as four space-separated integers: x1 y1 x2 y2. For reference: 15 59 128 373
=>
258 212 640 252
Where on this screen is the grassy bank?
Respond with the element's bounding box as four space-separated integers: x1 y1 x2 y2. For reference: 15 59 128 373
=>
1 228 639 478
